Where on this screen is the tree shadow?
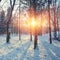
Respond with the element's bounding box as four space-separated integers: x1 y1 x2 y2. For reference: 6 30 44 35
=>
41 40 60 60
33 46 40 60
2 41 31 60
19 41 31 60
0 42 10 48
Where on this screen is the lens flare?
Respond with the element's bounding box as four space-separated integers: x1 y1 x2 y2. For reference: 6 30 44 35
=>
12 9 49 34
31 18 36 27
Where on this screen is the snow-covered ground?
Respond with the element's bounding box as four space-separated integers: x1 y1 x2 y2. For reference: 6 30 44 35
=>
0 33 60 60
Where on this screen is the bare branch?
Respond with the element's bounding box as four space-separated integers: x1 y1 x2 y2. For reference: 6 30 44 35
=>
10 0 12 7
10 0 16 10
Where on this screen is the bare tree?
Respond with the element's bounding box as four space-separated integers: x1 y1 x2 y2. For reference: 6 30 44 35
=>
53 0 57 39
29 0 32 41
32 0 38 49
48 0 52 44
6 0 16 43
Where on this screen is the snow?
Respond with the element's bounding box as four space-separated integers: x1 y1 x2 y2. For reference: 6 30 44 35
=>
0 33 60 60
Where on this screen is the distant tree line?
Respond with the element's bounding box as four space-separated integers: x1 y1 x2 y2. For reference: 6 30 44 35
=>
0 10 6 34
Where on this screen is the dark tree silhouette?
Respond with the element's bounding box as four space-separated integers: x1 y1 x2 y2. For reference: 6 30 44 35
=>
6 0 16 43
48 0 52 44
19 0 21 40
30 0 32 41
53 0 57 39
32 0 38 49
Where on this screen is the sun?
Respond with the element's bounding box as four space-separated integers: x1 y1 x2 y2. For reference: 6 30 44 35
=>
31 20 35 26
31 20 36 27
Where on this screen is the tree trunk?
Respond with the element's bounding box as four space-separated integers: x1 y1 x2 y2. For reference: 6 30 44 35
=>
30 33 32 41
48 1 52 44
6 23 10 43
33 0 38 49
34 33 37 49
6 0 16 43
53 0 57 39
34 24 37 49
